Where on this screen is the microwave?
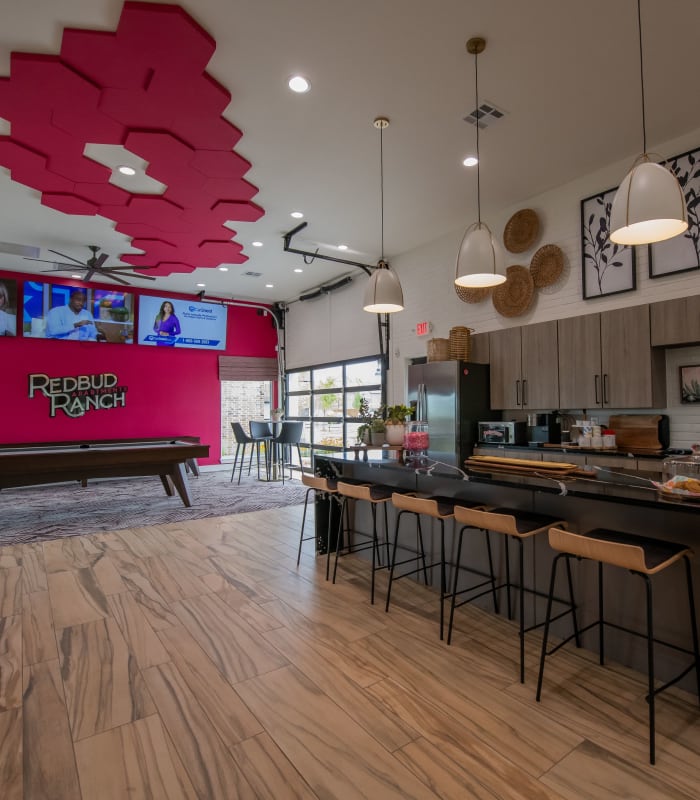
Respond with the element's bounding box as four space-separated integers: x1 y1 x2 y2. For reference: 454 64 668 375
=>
478 420 527 445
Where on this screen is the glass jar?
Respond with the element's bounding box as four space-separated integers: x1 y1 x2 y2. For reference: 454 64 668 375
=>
659 444 700 499
404 421 429 466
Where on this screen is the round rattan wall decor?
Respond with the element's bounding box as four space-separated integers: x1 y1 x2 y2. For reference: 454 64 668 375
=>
503 208 540 254
492 265 535 317
529 244 564 288
454 283 491 304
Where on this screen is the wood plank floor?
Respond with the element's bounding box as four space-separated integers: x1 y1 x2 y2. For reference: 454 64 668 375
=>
1 503 699 799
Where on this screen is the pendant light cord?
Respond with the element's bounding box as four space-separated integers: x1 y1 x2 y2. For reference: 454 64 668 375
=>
380 123 385 261
637 0 647 155
474 48 481 225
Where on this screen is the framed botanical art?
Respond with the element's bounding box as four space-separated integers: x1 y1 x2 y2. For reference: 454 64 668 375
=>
680 364 700 404
649 145 700 279
581 187 636 299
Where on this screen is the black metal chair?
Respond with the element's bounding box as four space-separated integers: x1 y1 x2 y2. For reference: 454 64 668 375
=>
249 420 273 479
269 421 303 484
230 422 257 484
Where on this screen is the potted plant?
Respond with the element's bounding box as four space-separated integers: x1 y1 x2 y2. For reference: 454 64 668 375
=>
369 416 386 446
271 407 284 422
383 403 411 445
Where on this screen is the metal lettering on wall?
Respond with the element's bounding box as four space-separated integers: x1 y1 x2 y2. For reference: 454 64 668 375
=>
28 372 128 418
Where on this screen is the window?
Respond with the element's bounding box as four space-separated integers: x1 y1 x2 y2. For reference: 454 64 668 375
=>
286 355 383 456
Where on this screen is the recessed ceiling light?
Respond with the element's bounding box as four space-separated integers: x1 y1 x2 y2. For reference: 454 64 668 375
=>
337 244 348 251
288 75 310 93
294 268 303 273
117 165 136 175
218 266 229 271
463 156 478 167
290 211 304 219
251 241 263 247
196 283 206 287
265 283 274 288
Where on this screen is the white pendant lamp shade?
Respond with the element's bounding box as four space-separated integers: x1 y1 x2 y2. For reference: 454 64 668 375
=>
455 221 506 288
363 262 404 313
610 159 688 245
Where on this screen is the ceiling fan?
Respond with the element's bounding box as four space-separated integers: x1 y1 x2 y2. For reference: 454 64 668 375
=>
24 245 157 286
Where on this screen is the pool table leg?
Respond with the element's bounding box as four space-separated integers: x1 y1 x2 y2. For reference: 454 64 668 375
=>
160 475 175 497
168 462 193 507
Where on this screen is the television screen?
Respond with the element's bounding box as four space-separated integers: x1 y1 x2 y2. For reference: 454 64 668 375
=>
22 281 135 343
137 294 227 350
0 278 18 336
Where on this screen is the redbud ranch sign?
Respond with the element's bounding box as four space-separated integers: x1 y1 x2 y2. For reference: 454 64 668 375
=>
28 372 128 418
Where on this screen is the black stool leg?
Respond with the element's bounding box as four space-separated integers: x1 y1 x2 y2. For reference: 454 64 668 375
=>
439 519 446 641
238 443 248 485
484 530 499 614
516 537 525 683
641 573 656 765
230 443 241 482
504 534 513 620
385 509 405 613
447 525 467 645
598 561 605 665
370 503 378 605
683 555 700 702
296 487 314 566
565 556 581 648
331 497 348 584
536 552 565 702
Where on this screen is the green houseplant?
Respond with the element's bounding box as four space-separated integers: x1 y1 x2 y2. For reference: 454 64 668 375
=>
384 403 411 445
369 415 386 446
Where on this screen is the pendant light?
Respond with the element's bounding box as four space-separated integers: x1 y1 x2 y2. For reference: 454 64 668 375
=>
455 37 505 289
609 0 687 245
363 117 404 313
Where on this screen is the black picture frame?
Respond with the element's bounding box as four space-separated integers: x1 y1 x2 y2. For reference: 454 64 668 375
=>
680 364 700 404
581 187 636 299
649 145 700 279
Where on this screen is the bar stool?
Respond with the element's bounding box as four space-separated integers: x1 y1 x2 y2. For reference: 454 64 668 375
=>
249 420 273 480
269 421 303 484
448 505 577 683
537 527 700 764
332 481 402 604
297 473 340 573
385 494 498 640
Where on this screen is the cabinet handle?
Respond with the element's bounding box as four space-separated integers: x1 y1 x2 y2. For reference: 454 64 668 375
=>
603 373 610 405
594 374 600 405
522 379 528 406
516 379 521 407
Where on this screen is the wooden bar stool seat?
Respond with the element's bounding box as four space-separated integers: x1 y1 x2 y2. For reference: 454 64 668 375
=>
537 527 700 764
332 481 403 604
385 493 497 640
448 505 578 683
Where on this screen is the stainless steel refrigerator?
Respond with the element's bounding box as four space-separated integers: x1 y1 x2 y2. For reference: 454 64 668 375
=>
407 360 491 467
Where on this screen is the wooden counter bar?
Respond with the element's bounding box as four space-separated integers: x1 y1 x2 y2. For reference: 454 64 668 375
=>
316 449 700 690
0 437 209 507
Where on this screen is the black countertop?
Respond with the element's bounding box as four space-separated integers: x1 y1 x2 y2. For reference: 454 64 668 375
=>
475 442 689 460
318 449 700 514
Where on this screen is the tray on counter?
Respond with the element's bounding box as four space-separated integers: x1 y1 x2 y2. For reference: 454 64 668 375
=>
465 455 590 476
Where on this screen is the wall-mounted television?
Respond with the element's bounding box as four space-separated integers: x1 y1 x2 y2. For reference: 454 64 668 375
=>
22 281 135 343
0 278 18 336
137 294 227 350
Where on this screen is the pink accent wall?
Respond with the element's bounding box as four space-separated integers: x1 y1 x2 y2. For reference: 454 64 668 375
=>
2 269 279 464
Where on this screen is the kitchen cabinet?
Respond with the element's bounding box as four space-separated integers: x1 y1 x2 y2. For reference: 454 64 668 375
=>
650 295 700 346
558 305 665 409
489 321 559 409
469 332 490 364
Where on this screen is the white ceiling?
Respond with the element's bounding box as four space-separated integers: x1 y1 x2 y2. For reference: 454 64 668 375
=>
1 0 699 303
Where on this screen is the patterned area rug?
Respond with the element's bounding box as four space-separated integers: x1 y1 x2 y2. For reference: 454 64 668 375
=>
0 468 307 547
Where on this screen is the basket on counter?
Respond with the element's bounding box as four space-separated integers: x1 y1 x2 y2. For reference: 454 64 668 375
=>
448 325 473 361
427 337 450 362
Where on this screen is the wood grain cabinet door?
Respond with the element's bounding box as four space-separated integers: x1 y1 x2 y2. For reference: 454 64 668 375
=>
558 314 602 409
600 305 663 408
650 295 700 346
488 328 522 408
521 321 559 409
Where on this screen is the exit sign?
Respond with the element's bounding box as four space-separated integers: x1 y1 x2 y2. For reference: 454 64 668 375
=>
416 321 430 336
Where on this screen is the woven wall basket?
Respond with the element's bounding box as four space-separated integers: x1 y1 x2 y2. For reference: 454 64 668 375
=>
448 326 473 361
529 243 564 288
454 283 491 304
503 208 540 254
427 337 450 362
492 265 535 317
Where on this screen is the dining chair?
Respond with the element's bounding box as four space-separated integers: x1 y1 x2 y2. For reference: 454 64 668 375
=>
249 420 273 480
230 422 257 484
269 421 303 484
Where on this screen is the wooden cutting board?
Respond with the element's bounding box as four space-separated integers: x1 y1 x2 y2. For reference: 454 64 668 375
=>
608 415 664 452
464 458 592 478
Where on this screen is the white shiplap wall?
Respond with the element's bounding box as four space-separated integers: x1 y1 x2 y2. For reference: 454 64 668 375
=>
285 126 700 447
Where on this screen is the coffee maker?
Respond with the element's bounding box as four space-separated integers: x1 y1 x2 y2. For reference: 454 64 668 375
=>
527 412 562 445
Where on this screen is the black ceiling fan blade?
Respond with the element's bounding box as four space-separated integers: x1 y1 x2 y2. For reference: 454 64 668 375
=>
48 249 88 266
98 272 131 286
25 257 86 269
102 269 158 281
92 253 109 269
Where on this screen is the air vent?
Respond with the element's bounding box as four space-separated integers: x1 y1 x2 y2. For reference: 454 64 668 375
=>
463 101 507 129
242 270 263 277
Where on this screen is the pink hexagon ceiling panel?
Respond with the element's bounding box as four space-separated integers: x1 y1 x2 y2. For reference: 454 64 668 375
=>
0 1 263 275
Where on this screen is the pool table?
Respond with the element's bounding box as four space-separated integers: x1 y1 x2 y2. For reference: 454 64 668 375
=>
0 437 210 507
